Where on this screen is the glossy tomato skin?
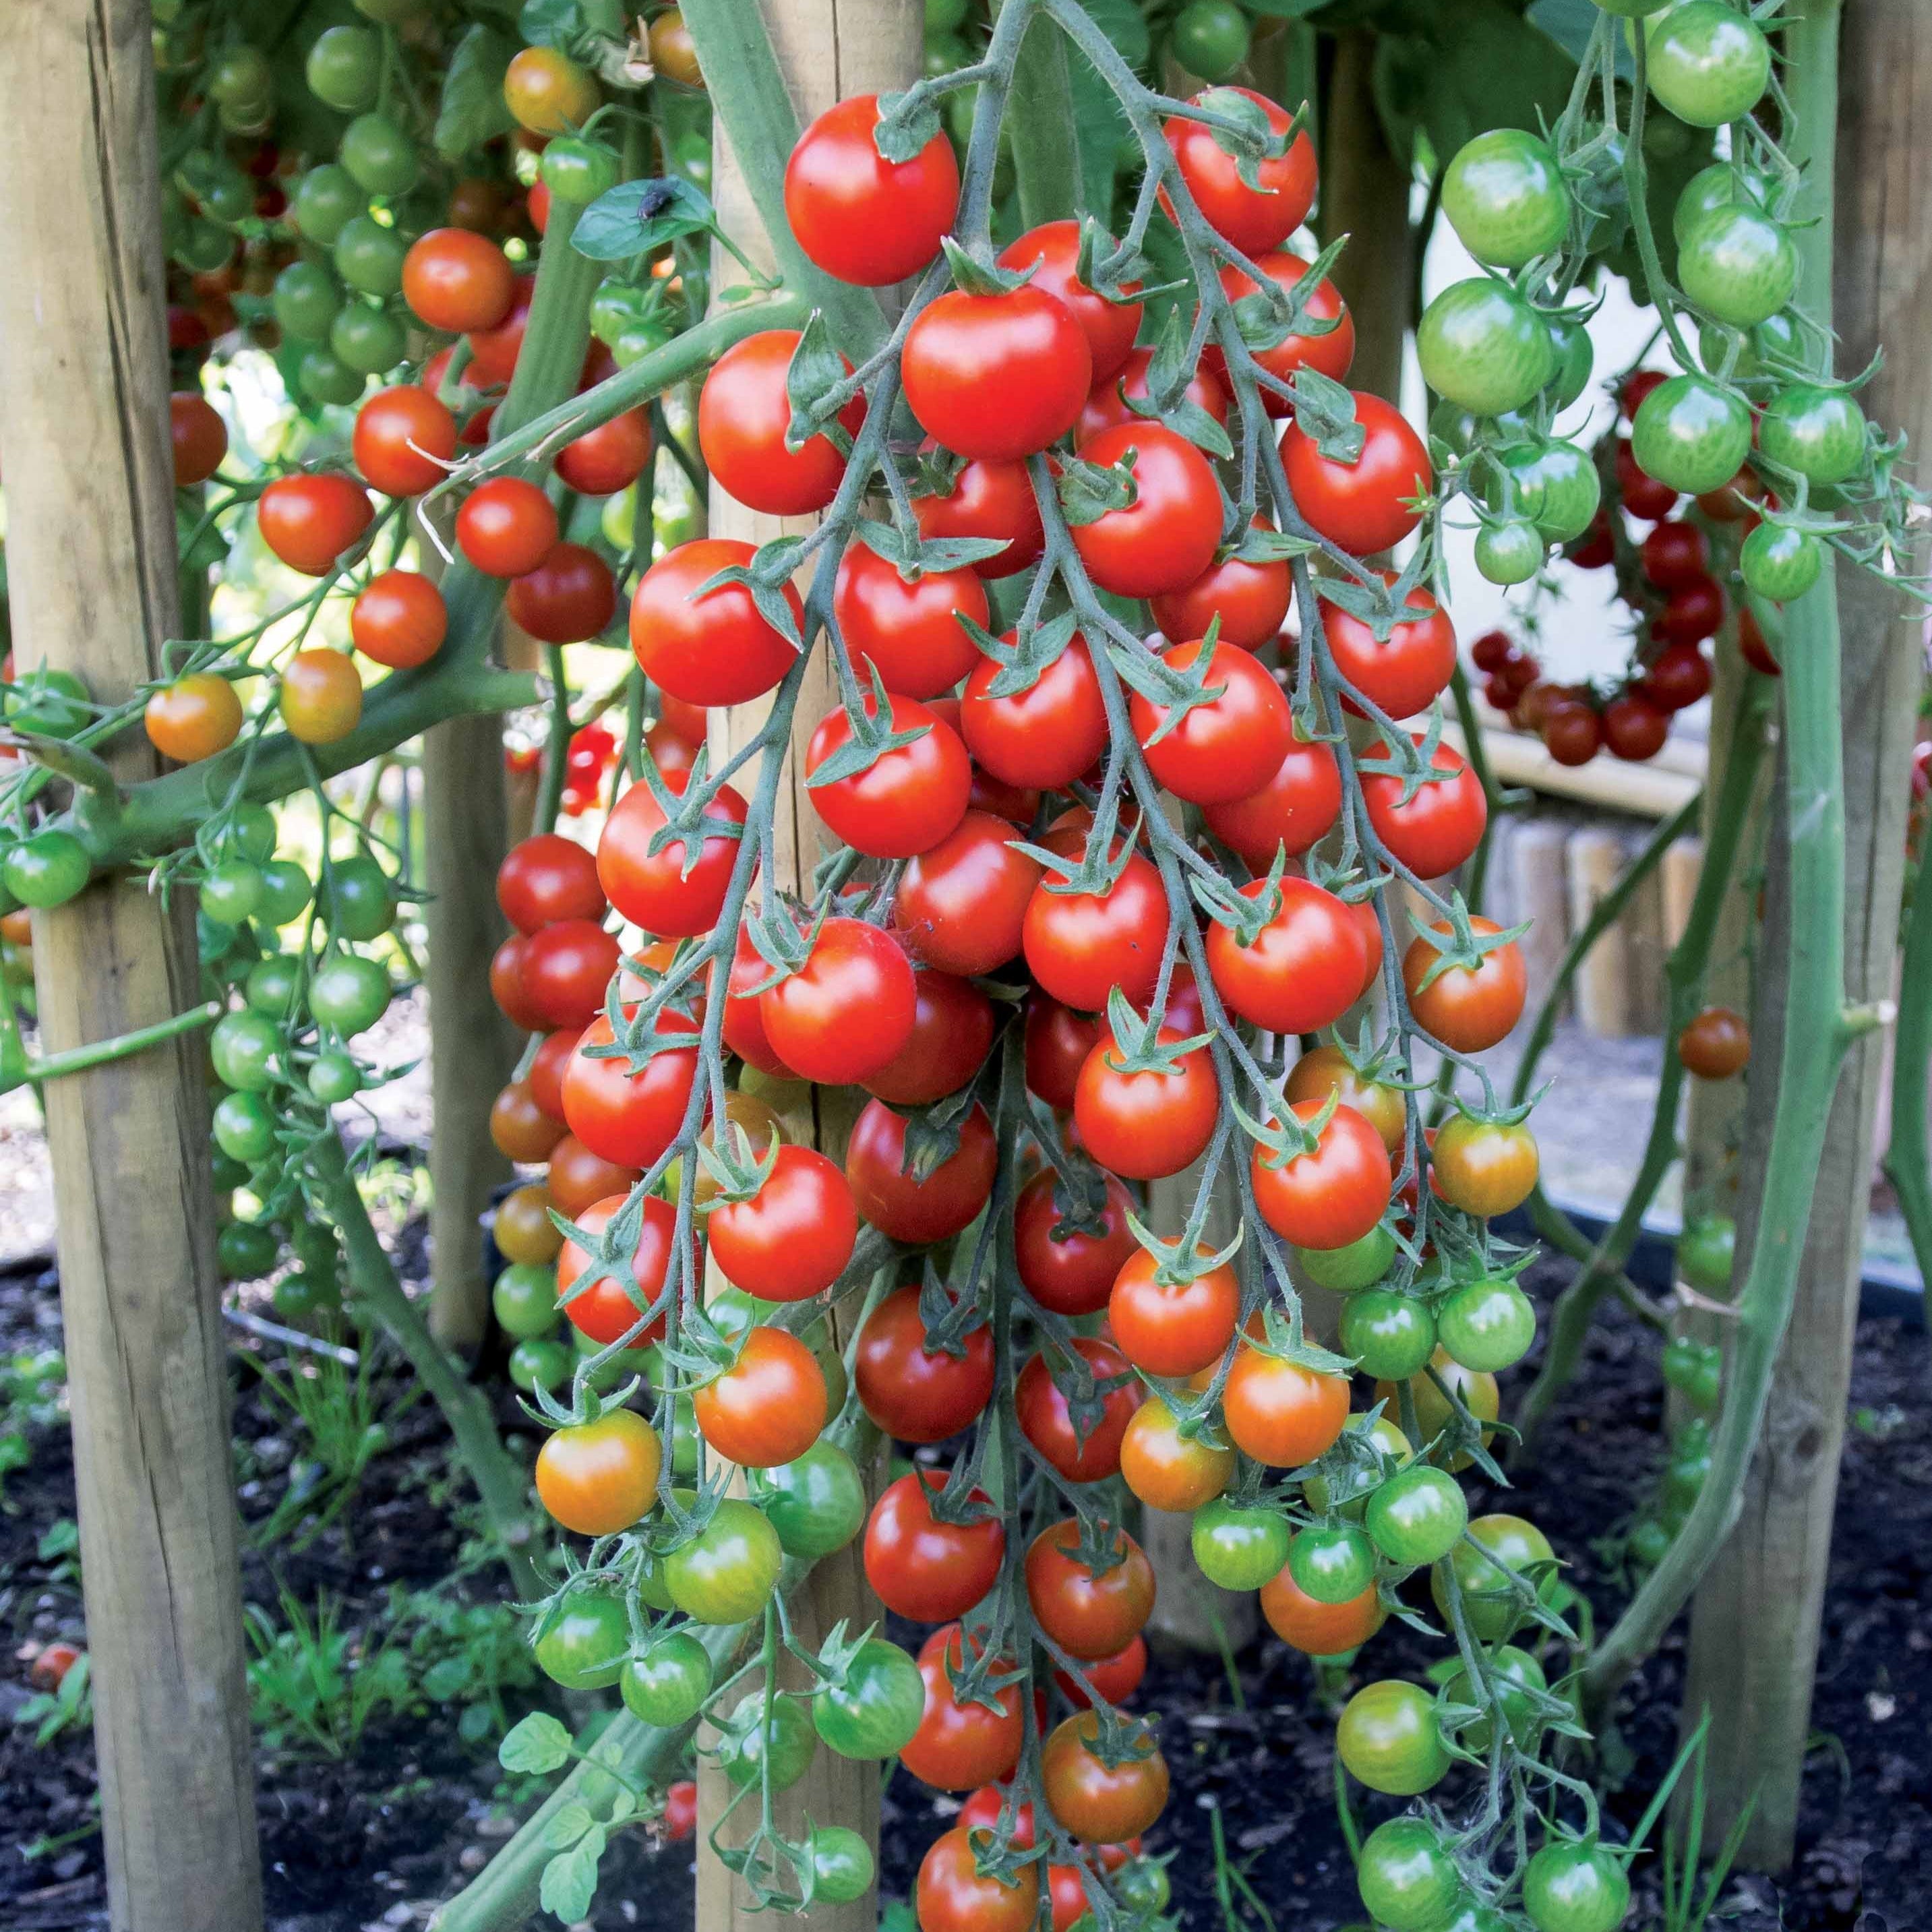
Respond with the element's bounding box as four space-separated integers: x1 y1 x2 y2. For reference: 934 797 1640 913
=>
597 769 746 936
519 917 622 1028
547 1135 640 1219
904 285 1093 461
1013 1170 1137 1317
258 472 373 574
630 539 803 707
846 1099 997 1244
699 329 863 516
351 569 447 668
1223 1345 1351 1467
1025 995 1099 1110
917 1827 1037 1932
1403 916 1526 1053
1323 581 1456 722
457 476 558 578
863 970 997 1106
402 227 514 332
997 220 1143 380
535 1409 660 1536
1250 1100 1393 1249
1026 1519 1155 1660
1015 1338 1137 1482
555 407 652 495
693 1325 827 1467
912 455 1044 579
759 918 917 1085
855 1285 994 1443
1281 393 1431 554
1207 876 1367 1034
1678 1004 1750 1079
505 542 615 644
145 672 242 762
1073 1029 1218 1181
498 833 604 933
353 386 457 496
1259 1563 1385 1656
805 692 973 858
1023 851 1168 1013
1109 1248 1239 1378
1362 736 1486 878
865 1472 1004 1623
1129 639 1293 805
1164 88 1316 253
708 1145 857 1302
1602 693 1670 762
893 811 1042 976
1149 525 1293 650
785 95 959 286
1286 1043 1406 1153
723 928 795 1077
961 634 1109 789
1337 1680 1450 1796
1040 1711 1170 1843
561 1012 698 1168
555 1193 674 1346
170 393 228 486
1203 735 1343 868
1432 1115 1538 1217
1070 422 1221 599
1121 1395 1234 1512
834 541 988 699
1212 252 1354 404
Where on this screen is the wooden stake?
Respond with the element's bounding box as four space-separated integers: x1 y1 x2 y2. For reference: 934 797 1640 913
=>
0 2 262 1924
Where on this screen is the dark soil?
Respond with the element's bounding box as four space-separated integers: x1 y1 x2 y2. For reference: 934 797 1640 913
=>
0 1240 1925 1932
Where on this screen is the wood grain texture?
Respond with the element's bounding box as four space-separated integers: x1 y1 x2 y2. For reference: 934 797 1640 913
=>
695 5 918 1923
1679 0 1931 1865
0 1 262 1925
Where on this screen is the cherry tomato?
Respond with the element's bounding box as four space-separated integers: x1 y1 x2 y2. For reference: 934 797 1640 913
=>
505 542 615 644
903 285 1093 461
806 692 973 857
1362 735 1486 878
1323 580 1455 722
693 1324 827 1468
1261 1563 1385 1656
863 969 997 1106
834 540 988 700
1023 851 1168 1013
349 569 447 669
1677 1004 1750 1079
1025 994 1098 1110
785 94 960 286
145 671 242 762
1040 1711 1169 1843
1129 638 1292 805
1162 87 1316 253
1281 393 1430 553
1076 342 1229 444
759 917 916 1084
518 917 620 1029
554 1192 673 1346
1108 1246 1238 1377
845 1098 996 1243
1069 422 1221 599
547 1135 640 1219
401 227 514 334
917 1828 1037 1932
258 472 373 574
1402 916 1526 1052
555 407 653 496
1250 1100 1392 1249
278 648 362 744
456 476 557 578
893 810 1041 975
1206 876 1364 1033
1284 1044 1405 1153
996 220 1142 380
961 633 1109 789
1015 1337 1136 1483
1431 1114 1539 1218
708 1145 857 1301
1337 1680 1449 1795
535 1408 661 1535
351 386 456 498
1073 1028 1217 1181
698 328 864 516
561 1010 698 1166
1222 1343 1351 1468
171 392 228 486
597 769 746 936
1149 523 1293 650
499 833 605 933
1602 692 1670 761
1203 734 1342 868
631 538 803 706
1211 251 1354 404
864 1471 1004 1623
912 454 1044 578
1013 1170 1137 1317
1120 1396 1232 1512
854 1284 994 1443
1026 1519 1155 1661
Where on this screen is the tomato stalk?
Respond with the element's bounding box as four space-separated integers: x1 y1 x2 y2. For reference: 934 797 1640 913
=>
0 996 224 1096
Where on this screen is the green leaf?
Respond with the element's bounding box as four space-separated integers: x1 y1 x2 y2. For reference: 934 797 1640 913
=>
539 1825 607 1923
434 26 516 162
542 1802 597 1851
572 177 716 262
518 0 584 50
499 1710 572 1774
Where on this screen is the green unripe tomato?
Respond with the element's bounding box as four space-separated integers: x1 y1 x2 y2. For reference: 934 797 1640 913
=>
1740 521 1823 602
620 1631 714 1726
1672 162 1766 244
307 24 382 111
1631 373 1752 495
1303 1414 1410 1517
324 854 398 942
183 160 255 226
1475 520 1544 586
601 487 639 551
718 1690 816 1791
588 278 652 345
329 303 406 377
1339 1290 1437 1381
293 164 367 245
540 137 620 205
1293 1221 1395 1293
217 1217 281 1280
210 1009 283 1093
208 47 274 107
212 1089 278 1164
1546 314 1593 407
298 348 369 409
1436 1277 1536 1373
309 953 392 1035
1646 2 1771 129
1759 384 1867 485
1494 437 1602 543
216 804 278 867
1441 1643 1548 1754
334 214 407 298
663 1499 783 1624
750 1440 867 1559
1676 204 1797 330
1287 1523 1377 1605
612 320 675 368
807 1826 875 1906
925 0 969 30
1441 128 1571 269
508 1336 574 1393
535 1588 630 1689
1356 1817 1463 1932
1365 1463 1469 1568
274 1268 344 1321
1418 279 1557 417
339 114 421 198
307 1051 364 1104
1190 1497 1291 1591
272 260 344 342
3 831 90 909
491 1260 560 1339
1336 1679 1451 1797
245 957 301 1018
200 859 265 926
1432 1512 1557 1642
924 33 969 79
1170 0 1250 84
4 665 90 738
255 857 314 926
1522 1840 1631 1932
175 218 235 275
812 1636 924 1759
1628 1516 1672 1567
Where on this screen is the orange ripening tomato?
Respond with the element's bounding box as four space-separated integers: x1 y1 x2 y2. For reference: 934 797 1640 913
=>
1401 917 1528 1054
145 671 243 762
535 1408 661 1536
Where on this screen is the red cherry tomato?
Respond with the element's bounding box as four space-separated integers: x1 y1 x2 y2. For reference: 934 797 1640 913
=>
833 540 989 700
759 917 916 1085
961 634 1110 791
892 810 1043 977
1211 251 1354 405
845 1098 996 1244
864 1472 1004 1623
1280 392 1431 555
505 542 615 642
1248 1101 1392 1249
258 473 373 575
903 285 1094 461
456 476 558 578
1202 735 1343 869
1206 876 1367 1033
353 386 458 498
855 1286 994 1443
1322 578 1456 722
1163 87 1317 253
862 969 997 1106
630 539 802 707
804 692 973 858
1069 422 1221 599
1361 736 1487 878
1073 1029 1219 1181
597 769 748 936
1016 1338 1137 1483
698 328 864 516
554 408 652 496
911 454 1044 579
1128 638 1294 805
784 94 959 287
498 833 605 934
1023 850 1169 1013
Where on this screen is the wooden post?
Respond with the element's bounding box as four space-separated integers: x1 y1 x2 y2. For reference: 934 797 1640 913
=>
1678 0 1928 1866
1511 821 1573 1021
0 2 264 1926
695 4 917 1921
1567 829 1635 1038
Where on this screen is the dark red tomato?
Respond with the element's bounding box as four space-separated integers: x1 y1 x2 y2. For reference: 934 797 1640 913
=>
555 407 652 496
903 285 1093 461
490 938 547 1032
561 1011 698 1167
351 569 447 669
957 1786 1037 1850
519 917 622 1027
499 833 606 934
961 633 1109 789
893 810 1043 976
996 220 1143 381
402 227 515 332
1149 522 1293 649
904 1630 1026 1792
862 970 996 1106
1361 737 1486 878
506 541 615 643
1205 876 1366 1033
1641 520 1708 590
1073 1029 1218 1181
804 692 973 858
1249 1100 1392 1249
1323 580 1456 721
597 769 748 936
1013 1169 1137 1317
855 1287 994 1443
1069 422 1221 599
864 1472 1004 1622
1026 1519 1154 1661
834 541 988 700
708 1145 858 1302
258 473 374 575
547 1134 640 1219
1054 1634 1147 1712
845 1098 996 1244
529 1025 581 1121
698 328 864 516
723 930 795 1078
1023 851 1169 1013
171 393 228 486
1109 1246 1239 1378
759 917 917 1085
1016 1339 1137 1483
1281 393 1431 555
1602 692 1670 760
456 477 558 578
784 94 960 288
1542 702 1602 766
1211 252 1354 406
630 539 803 706
916 1827 1036 1932
1638 641 1712 713
555 1192 673 1346
1128 638 1293 805
1203 734 1344 868
1658 575 1724 646
353 386 457 498
1025 995 1099 1110
1737 606 1780 676
1403 915 1526 1054
466 273 535 388
911 454 1044 579
1622 369 1668 419
1164 87 1317 253
1614 437 1679 521
1075 342 1230 444
1678 1004 1751 1079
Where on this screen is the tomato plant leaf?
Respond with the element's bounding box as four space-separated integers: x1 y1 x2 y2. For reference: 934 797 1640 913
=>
785 311 855 453
541 1802 596 1851
498 1710 572 1773
518 0 585 51
572 177 717 262
539 1825 606 1923
434 26 516 162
